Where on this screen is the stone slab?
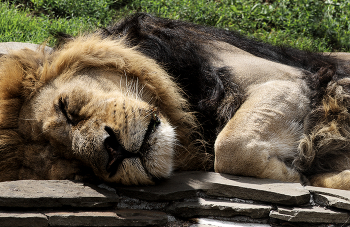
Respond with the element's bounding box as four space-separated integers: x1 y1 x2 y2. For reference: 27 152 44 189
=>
270 206 350 223
313 193 350 211
193 218 271 227
307 186 350 202
46 209 168 226
0 42 52 55
117 171 310 205
329 52 350 61
166 198 271 218
0 180 118 208
0 212 48 227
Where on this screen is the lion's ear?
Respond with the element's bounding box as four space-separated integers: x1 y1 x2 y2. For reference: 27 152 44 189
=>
0 49 46 99
0 49 46 129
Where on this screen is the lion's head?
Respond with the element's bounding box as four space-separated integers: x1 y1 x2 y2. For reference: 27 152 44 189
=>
0 36 206 185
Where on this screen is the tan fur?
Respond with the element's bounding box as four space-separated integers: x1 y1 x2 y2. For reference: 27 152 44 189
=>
310 171 350 190
206 41 309 183
211 47 350 188
0 36 207 185
214 80 309 183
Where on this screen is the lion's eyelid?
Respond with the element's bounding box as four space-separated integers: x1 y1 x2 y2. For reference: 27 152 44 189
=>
57 97 77 126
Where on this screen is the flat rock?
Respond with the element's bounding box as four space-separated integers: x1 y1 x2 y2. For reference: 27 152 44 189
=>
307 186 350 201
166 198 271 218
46 209 168 226
0 42 52 55
313 193 350 211
307 186 350 211
330 52 350 61
270 206 350 223
117 171 310 205
192 218 271 227
0 212 48 227
0 180 118 208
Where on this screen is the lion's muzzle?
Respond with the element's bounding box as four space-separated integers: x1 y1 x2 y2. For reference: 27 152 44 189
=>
104 126 137 177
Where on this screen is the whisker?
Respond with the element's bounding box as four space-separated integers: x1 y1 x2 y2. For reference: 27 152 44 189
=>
138 84 145 98
147 96 154 105
119 73 123 91
139 111 153 123
135 78 139 100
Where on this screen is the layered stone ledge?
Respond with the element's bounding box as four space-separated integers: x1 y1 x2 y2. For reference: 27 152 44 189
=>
1 171 350 226
0 180 118 208
116 171 310 205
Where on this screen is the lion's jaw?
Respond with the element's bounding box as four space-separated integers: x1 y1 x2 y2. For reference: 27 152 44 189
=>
18 71 176 185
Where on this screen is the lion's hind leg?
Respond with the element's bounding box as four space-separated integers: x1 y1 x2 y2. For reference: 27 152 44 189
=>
214 80 310 183
310 170 350 190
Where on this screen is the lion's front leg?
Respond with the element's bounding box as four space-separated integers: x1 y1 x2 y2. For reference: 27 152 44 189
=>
214 80 311 183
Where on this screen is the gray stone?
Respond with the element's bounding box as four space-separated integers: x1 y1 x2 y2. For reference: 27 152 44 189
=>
330 52 350 61
307 186 350 202
0 180 118 208
313 193 350 211
205 172 309 205
115 209 168 226
116 196 169 210
270 206 350 224
117 171 310 205
0 42 52 55
0 212 48 227
46 209 168 226
191 218 271 227
117 172 200 201
167 198 271 219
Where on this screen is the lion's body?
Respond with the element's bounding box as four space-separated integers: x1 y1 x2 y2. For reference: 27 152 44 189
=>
1 13 350 189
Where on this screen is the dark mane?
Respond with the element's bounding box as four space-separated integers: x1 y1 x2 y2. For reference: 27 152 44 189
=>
105 13 343 71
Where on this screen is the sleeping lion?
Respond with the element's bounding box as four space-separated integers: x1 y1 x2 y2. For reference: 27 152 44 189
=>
1 13 350 189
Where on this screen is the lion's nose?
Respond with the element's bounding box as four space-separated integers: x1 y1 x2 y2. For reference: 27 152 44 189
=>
104 126 135 177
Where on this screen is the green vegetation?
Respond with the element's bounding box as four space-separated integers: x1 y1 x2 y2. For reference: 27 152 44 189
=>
1 0 350 52
0 2 97 45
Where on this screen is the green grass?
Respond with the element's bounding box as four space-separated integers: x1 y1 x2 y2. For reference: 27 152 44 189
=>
1 0 350 52
124 0 350 52
0 2 98 45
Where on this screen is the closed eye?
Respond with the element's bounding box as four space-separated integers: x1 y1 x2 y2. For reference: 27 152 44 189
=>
57 97 76 125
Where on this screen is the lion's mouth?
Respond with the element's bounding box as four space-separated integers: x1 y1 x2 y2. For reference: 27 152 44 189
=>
104 114 161 178
105 142 126 174
104 127 136 177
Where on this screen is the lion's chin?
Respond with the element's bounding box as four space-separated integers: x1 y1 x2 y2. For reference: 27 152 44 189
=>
102 121 176 185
